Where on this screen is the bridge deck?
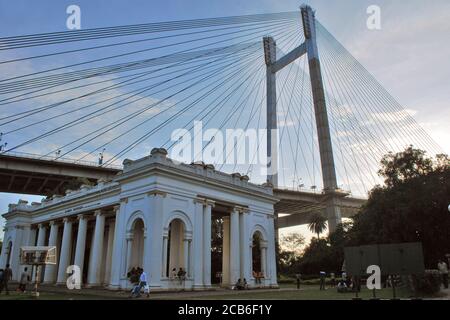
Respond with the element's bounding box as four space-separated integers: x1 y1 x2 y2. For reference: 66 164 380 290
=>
0 152 121 196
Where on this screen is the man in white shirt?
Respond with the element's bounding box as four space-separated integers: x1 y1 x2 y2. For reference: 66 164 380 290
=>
132 268 149 298
438 260 449 289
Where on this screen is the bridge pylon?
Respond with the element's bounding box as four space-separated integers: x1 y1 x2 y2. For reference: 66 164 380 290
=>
263 5 342 233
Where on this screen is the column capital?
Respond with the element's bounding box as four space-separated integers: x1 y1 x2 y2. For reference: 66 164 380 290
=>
49 220 57 226
63 217 72 223
193 197 206 205
37 223 46 229
235 206 249 214
147 190 167 198
77 214 86 220
205 199 216 208
94 209 103 217
126 232 134 241
113 205 120 213
120 197 129 204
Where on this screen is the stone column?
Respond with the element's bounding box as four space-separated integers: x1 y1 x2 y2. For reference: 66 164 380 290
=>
56 218 73 285
36 224 47 246
74 214 88 285
203 200 214 287
87 210 106 286
104 219 115 284
183 238 190 275
43 221 59 283
108 204 122 289
193 199 204 289
261 245 267 279
36 224 47 282
125 233 133 276
222 216 230 286
161 234 168 278
239 209 250 281
229 208 240 285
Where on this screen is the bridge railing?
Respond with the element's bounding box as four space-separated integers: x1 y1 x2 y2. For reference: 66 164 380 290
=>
0 151 122 170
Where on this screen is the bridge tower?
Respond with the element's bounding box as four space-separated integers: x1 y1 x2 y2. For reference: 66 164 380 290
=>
264 5 342 233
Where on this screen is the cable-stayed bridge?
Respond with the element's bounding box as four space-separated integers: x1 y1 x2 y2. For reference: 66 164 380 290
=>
0 6 442 232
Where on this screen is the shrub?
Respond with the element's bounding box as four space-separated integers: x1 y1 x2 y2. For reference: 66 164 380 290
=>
411 270 442 296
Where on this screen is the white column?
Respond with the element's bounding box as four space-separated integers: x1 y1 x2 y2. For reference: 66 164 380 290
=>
104 220 115 284
161 235 168 278
36 224 47 282
229 208 240 285
56 218 73 284
261 246 267 279
87 210 106 286
74 214 88 284
109 204 123 289
203 201 213 287
222 216 230 286
239 210 250 281
183 238 189 274
36 224 47 246
43 221 59 283
125 234 133 275
147 192 165 288
193 199 204 288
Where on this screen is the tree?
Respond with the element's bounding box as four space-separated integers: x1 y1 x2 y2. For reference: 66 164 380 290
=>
378 145 434 187
280 232 305 256
278 233 305 269
348 147 450 267
308 213 327 239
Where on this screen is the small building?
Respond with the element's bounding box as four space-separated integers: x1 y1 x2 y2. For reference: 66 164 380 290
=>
0 148 278 291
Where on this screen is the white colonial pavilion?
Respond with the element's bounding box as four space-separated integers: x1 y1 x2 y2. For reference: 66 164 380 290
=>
0 148 278 291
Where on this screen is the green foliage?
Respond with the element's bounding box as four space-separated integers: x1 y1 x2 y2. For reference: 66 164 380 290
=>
308 213 327 239
411 270 442 295
348 147 450 267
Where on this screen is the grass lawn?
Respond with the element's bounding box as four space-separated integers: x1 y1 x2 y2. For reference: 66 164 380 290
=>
0 284 436 300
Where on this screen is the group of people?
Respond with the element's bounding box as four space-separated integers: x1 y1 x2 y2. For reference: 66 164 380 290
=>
0 264 30 295
170 267 187 286
233 278 248 290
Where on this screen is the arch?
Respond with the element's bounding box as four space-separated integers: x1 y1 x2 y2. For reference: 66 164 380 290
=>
163 210 193 234
125 211 147 276
250 224 268 286
250 224 268 242
163 210 192 280
126 210 147 233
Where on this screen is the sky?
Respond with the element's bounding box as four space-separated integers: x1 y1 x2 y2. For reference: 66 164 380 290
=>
0 0 449 244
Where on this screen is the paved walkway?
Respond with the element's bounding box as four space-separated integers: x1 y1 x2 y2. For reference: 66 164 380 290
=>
35 284 286 300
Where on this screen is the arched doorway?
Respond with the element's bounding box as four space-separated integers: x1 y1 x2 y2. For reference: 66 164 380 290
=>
130 218 145 270
251 230 267 285
6 241 12 266
166 218 189 277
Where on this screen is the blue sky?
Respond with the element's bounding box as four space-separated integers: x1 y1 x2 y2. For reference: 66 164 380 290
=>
1 0 449 243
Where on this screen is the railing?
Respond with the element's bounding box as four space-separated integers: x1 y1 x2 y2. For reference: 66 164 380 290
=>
0 150 122 170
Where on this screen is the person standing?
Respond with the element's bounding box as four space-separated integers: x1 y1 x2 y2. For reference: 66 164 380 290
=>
18 267 30 293
295 274 301 290
2 264 13 295
330 273 336 288
438 260 449 289
319 271 326 291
